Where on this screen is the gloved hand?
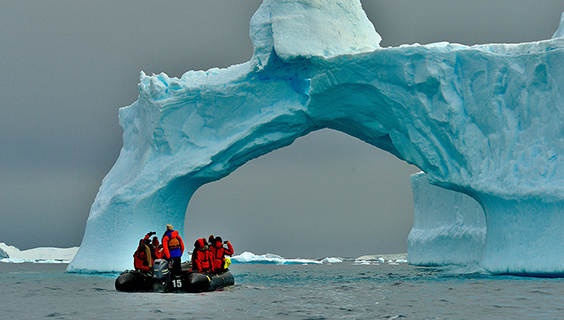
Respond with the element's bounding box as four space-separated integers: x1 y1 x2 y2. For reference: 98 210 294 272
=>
147 231 156 236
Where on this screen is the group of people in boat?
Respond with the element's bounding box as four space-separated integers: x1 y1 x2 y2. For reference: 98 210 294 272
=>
133 224 234 276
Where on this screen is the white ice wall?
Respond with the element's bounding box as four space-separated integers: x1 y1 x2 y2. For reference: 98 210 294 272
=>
407 173 486 266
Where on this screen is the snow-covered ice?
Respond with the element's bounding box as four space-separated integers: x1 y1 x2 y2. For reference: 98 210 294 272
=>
355 253 407 265
230 251 336 265
321 257 343 264
0 243 78 263
68 0 564 275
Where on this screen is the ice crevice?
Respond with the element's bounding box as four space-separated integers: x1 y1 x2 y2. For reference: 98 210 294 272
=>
68 0 564 275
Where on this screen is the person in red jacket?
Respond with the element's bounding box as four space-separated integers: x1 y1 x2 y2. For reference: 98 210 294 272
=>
162 224 185 275
191 238 214 273
210 236 234 272
133 239 153 274
151 236 164 260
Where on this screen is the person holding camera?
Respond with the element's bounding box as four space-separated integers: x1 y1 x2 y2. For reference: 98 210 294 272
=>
210 236 234 273
133 231 156 274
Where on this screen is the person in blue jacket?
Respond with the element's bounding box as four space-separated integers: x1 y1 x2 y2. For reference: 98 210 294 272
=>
162 224 184 275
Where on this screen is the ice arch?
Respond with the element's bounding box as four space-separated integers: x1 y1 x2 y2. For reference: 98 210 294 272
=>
69 0 564 275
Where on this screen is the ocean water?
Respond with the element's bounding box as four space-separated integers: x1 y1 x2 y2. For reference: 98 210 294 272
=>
1 261 564 319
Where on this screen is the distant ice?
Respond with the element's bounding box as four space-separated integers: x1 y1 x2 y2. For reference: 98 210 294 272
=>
355 253 408 265
231 251 341 265
0 243 78 264
321 257 343 264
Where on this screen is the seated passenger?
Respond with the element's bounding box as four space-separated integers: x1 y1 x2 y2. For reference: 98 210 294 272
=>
191 238 214 273
151 236 164 260
210 236 234 272
133 238 153 274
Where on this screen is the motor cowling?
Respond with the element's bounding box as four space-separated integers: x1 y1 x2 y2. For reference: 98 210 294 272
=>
152 259 170 280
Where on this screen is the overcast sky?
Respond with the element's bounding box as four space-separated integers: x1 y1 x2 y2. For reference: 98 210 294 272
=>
1 1 563 258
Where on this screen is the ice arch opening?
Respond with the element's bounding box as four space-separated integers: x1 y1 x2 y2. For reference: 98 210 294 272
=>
185 129 419 259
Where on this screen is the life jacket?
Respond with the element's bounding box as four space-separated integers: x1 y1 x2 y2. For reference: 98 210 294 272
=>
163 230 184 259
192 239 214 272
150 238 163 260
195 250 213 271
152 246 164 260
168 237 180 251
210 240 234 270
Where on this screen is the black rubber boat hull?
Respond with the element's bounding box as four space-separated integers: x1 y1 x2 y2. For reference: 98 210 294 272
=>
115 270 234 293
115 270 153 292
186 271 235 292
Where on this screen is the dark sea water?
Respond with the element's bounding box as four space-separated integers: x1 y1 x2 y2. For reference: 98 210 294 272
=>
1 261 564 319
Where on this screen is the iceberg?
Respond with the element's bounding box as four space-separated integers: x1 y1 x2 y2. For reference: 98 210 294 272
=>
68 0 564 275
321 257 343 264
0 243 78 263
231 251 323 265
355 253 408 265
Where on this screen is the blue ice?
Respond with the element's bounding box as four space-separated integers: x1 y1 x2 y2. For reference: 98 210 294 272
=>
68 0 564 276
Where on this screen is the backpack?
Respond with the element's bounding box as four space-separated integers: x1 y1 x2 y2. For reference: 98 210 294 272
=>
168 236 180 250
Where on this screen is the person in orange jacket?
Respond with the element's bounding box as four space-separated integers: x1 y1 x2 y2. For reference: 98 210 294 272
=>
162 224 185 275
191 238 214 273
209 236 234 272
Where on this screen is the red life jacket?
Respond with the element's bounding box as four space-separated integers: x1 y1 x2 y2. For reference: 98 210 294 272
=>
133 245 152 273
193 244 214 272
210 240 234 270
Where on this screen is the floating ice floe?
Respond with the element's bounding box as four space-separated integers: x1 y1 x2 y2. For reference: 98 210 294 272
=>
232 252 328 265
354 253 408 265
321 257 343 264
1 258 71 264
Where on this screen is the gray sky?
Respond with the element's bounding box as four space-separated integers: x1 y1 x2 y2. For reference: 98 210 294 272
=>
1 1 563 258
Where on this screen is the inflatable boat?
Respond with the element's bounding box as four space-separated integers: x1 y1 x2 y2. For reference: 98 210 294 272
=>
115 259 234 293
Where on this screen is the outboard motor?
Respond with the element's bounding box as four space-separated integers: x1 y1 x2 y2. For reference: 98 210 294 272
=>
152 259 170 280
